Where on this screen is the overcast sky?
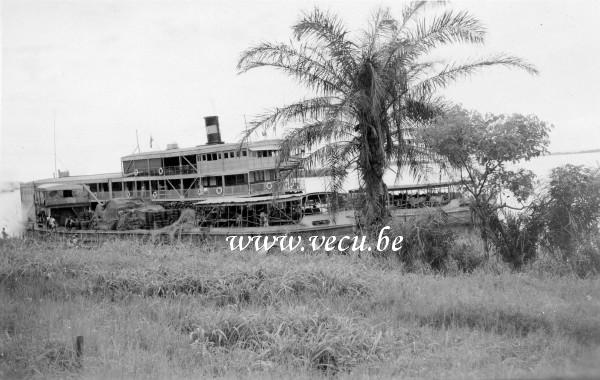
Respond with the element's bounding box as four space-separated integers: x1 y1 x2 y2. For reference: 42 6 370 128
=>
2 0 599 182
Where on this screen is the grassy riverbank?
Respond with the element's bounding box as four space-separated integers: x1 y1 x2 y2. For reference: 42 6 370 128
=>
1 239 599 379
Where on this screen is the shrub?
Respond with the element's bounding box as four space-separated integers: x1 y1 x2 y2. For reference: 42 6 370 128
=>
568 232 600 277
489 210 543 270
542 164 600 254
448 233 486 273
533 164 600 276
386 210 456 272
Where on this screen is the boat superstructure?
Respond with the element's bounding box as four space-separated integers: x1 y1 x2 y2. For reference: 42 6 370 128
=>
20 116 472 237
19 116 340 233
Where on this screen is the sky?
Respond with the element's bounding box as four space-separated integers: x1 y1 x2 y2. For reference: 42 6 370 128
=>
2 0 599 183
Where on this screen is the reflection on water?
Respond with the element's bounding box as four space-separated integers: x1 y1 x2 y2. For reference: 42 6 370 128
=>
1 152 598 237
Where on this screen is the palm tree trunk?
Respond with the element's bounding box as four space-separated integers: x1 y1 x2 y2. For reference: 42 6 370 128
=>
359 121 389 227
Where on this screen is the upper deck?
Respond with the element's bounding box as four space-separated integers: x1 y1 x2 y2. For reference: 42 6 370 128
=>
25 138 305 204
120 139 287 178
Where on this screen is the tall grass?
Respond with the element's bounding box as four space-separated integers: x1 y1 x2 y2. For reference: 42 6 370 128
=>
1 239 600 379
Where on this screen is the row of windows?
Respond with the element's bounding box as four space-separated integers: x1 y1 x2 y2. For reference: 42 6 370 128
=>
249 169 277 183
251 150 278 158
201 150 248 161
124 149 278 169
201 176 223 187
200 149 277 161
85 170 278 192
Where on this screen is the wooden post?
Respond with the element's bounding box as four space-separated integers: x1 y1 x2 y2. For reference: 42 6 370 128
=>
74 335 83 366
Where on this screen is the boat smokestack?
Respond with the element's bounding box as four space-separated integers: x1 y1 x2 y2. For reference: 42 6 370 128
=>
204 116 224 145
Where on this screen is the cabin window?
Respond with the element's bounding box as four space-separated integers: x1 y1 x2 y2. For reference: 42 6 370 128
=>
112 182 122 192
202 176 222 187
250 170 265 183
122 160 135 174
183 155 196 165
148 158 161 171
88 184 97 192
182 178 196 190
62 190 73 197
201 154 206 161
163 156 179 167
224 152 229 159
225 174 248 186
242 150 247 157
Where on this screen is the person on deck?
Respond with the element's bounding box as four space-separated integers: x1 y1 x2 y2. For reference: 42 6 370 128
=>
259 211 269 227
47 216 57 230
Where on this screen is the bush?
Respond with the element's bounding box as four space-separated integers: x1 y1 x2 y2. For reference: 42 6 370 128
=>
568 232 600 277
386 210 456 272
489 211 543 270
448 233 486 273
533 164 600 276
543 164 600 253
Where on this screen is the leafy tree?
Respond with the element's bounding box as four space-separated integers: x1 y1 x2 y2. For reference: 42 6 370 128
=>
237 3 537 226
538 164 600 255
421 105 551 265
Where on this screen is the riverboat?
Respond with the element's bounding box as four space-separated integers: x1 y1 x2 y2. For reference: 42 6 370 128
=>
20 116 471 238
19 116 356 236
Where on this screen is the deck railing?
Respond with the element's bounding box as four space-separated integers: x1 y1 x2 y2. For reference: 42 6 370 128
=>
108 180 305 201
222 184 249 196
124 165 197 177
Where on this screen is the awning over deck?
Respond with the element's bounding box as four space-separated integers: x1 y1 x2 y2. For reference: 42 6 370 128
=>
247 144 280 151
350 181 461 193
36 183 85 192
387 181 461 191
195 194 303 207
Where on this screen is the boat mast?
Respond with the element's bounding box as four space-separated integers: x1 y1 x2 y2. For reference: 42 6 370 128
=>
53 111 57 178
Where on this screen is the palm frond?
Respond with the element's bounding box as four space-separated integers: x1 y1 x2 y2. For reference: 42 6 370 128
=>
400 1 447 30
411 54 538 98
281 140 358 175
240 96 346 141
390 139 442 182
237 42 348 94
409 10 486 47
382 9 485 72
277 118 356 165
362 7 398 56
293 8 357 78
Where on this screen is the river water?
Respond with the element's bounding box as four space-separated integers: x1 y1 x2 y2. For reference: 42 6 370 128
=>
2 151 599 237
304 151 600 192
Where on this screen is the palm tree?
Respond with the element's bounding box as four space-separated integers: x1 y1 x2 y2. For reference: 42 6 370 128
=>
237 2 537 226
